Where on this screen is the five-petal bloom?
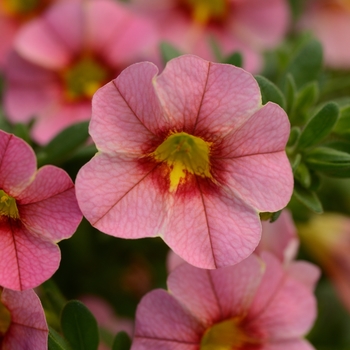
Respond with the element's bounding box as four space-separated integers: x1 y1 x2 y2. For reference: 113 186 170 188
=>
0 130 82 290
76 54 293 269
132 252 319 350
0 288 48 349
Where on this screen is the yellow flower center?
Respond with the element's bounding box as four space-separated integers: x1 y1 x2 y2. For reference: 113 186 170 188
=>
0 190 19 219
62 57 110 102
0 297 11 337
200 318 260 350
180 0 229 25
0 0 49 18
152 132 212 191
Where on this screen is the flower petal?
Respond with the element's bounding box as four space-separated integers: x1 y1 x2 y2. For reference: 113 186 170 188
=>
154 55 261 135
0 131 37 196
163 184 261 269
261 340 315 350
0 221 60 290
76 153 167 238
2 288 48 350
90 62 165 154
221 152 293 212
133 289 203 349
17 165 82 242
167 255 264 325
286 261 321 292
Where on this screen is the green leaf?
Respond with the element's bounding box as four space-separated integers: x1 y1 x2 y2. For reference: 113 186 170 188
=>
291 153 302 172
284 74 297 115
13 123 32 145
222 52 243 67
283 39 323 89
287 126 301 147
159 42 183 65
325 139 350 154
294 162 311 188
36 121 90 166
48 327 72 350
297 102 339 150
293 183 323 214
305 147 350 177
61 300 99 350
334 105 350 135
112 331 131 350
294 81 319 114
255 75 285 109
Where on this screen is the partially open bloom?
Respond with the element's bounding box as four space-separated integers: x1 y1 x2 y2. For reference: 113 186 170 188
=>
76 54 293 269
0 0 54 69
4 0 157 144
132 252 319 349
131 0 289 72
298 213 350 312
0 288 48 349
0 130 82 290
299 0 350 69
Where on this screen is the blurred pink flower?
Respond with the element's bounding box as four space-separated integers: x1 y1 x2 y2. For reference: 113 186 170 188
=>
0 0 54 69
0 288 48 349
0 130 82 290
299 0 350 69
76 54 293 269
4 0 157 144
298 213 350 312
132 252 319 350
131 0 290 72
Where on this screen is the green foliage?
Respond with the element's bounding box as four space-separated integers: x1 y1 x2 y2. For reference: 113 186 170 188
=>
334 104 350 135
160 42 183 65
112 331 132 350
255 75 285 109
36 121 90 166
61 301 99 350
222 52 243 67
297 102 339 150
49 327 72 350
293 183 323 214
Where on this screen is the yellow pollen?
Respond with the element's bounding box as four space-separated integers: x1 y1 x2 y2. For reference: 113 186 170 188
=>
200 318 260 350
181 0 229 25
62 57 109 101
0 190 20 219
0 298 11 338
152 132 212 191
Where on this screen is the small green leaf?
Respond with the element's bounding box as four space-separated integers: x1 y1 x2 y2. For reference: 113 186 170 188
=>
293 183 323 214
112 331 131 350
294 81 319 114
294 162 311 188
297 102 339 150
255 75 285 109
222 52 243 67
287 126 301 147
284 74 297 115
291 153 302 172
13 123 32 145
37 121 90 166
61 300 99 350
159 42 183 65
283 39 323 89
334 105 350 135
325 139 350 154
48 327 72 350
305 147 350 177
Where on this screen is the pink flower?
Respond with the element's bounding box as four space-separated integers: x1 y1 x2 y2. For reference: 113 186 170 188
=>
298 213 350 312
0 288 48 350
131 0 290 72
0 0 55 69
299 0 350 69
0 130 82 290
76 54 293 269
132 252 319 350
4 0 157 144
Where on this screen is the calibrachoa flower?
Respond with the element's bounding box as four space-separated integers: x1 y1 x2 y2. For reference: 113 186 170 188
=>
0 288 48 349
0 0 55 69
4 0 157 144
0 130 82 290
76 54 293 269
298 213 350 312
132 252 319 349
131 0 289 72
299 0 350 69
